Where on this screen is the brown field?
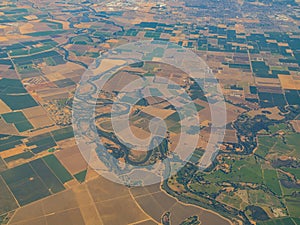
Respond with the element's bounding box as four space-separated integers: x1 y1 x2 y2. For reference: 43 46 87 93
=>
29 115 54 128
225 103 247 122
23 106 48 119
0 119 19 135
46 208 85 225
256 77 281 87
23 106 54 128
132 184 232 225
103 72 142 93
0 65 18 79
96 195 149 224
134 220 158 225
223 129 238 143
55 143 87 175
291 120 300 132
129 125 151 140
37 88 70 101
45 73 66 82
8 173 231 225
40 62 84 80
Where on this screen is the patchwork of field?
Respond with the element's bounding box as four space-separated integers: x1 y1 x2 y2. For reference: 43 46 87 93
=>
0 0 300 224
5 175 231 225
132 184 231 225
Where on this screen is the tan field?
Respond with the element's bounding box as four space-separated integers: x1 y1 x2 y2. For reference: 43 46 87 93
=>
28 115 54 128
129 125 151 140
278 75 300 90
0 99 11 114
141 106 175 120
0 119 19 135
47 19 70 29
45 73 66 82
0 145 27 159
23 106 54 128
40 62 84 76
132 184 232 225
291 120 300 132
19 23 35 34
248 107 285 120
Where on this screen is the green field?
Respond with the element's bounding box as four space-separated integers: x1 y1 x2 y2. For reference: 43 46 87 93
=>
203 156 263 184
26 133 56 154
285 197 300 217
263 169 282 196
0 135 26 152
282 168 300 180
51 126 74 142
189 181 222 196
0 94 38 110
1 163 51 206
43 155 73 184
2 111 33 132
248 189 282 208
0 78 25 94
257 217 296 225
4 151 34 163
256 133 300 159
74 170 87 183
0 176 18 214
30 159 65 193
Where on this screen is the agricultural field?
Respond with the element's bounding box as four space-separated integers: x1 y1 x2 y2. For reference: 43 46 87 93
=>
26 133 57 154
0 163 51 206
0 135 26 152
0 0 300 224
1 112 33 132
51 126 74 142
43 154 73 184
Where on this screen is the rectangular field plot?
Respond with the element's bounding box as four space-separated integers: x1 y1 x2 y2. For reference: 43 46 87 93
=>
43 155 73 184
0 78 26 94
0 94 38 110
257 217 296 225
4 151 34 163
285 197 300 218
0 135 26 152
263 169 282 196
0 176 18 214
0 163 51 206
2 111 33 132
30 159 65 193
51 126 74 142
26 133 56 154
0 78 23 88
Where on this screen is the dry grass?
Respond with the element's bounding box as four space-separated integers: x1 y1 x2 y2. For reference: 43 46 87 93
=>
0 99 11 114
278 75 300 90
